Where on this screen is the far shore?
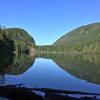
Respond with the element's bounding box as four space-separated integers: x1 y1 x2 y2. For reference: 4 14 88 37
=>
35 51 100 55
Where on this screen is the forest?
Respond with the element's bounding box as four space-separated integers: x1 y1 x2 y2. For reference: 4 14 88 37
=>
36 23 100 53
0 27 35 56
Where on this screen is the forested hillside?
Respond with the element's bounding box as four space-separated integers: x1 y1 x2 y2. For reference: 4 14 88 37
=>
53 23 100 53
0 27 35 56
5 28 35 53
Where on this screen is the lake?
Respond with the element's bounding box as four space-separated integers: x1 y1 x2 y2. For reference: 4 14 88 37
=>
0 54 100 98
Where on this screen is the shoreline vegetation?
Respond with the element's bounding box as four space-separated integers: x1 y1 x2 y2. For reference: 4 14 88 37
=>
36 46 100 55
36 22 100 54
0 27 35 57
0 22 100 99
1 22 100 56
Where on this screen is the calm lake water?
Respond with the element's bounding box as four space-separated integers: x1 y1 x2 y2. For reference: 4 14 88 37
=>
0 54 100 94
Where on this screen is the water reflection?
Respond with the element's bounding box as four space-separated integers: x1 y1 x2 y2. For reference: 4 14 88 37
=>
0 54 35 85
37 53 100 85
0 53 100 93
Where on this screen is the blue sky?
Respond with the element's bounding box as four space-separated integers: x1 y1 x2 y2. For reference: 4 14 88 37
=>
0 0 100 45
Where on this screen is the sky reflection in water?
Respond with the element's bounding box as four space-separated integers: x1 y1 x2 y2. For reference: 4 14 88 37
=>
3 57 100 94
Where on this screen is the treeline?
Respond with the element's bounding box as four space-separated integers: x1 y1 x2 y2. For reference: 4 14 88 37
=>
52 23 100 53
36 43 100 54
5 28 35 54
0 31 15 55
0 28 14 67
0 27 35 55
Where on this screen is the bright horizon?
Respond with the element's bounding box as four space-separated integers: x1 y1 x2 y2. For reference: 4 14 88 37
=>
0 0 100 45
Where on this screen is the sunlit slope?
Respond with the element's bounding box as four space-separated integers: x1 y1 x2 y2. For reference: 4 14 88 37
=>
54 23 100 52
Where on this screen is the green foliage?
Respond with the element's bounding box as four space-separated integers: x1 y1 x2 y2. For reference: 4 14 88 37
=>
0 27 35 55
0 30 14 53
53 22 100 53
0 30 14 67
5 28 35 53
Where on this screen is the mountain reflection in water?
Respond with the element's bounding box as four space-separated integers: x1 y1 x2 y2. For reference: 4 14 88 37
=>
37 53 100 85
0 53 100 99
0 54 35 85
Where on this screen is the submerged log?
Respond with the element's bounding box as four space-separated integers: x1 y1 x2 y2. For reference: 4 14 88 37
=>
0 85 43 100
0 85 100 100
32 88 100 96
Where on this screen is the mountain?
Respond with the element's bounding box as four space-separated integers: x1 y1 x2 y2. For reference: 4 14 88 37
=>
0 27 35 56
5 28 35 51
53 22 100 52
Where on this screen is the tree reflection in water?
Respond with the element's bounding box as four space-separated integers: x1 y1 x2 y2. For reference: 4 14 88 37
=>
36 53 100 85
0 54 35 85
0 53 100 100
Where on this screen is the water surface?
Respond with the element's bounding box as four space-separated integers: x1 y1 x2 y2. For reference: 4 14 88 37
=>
0 54 100 94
